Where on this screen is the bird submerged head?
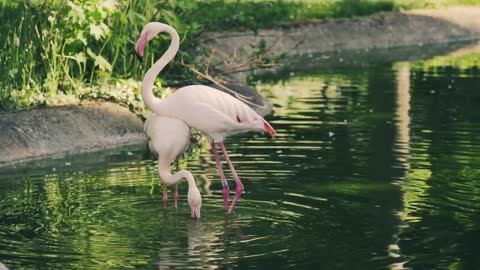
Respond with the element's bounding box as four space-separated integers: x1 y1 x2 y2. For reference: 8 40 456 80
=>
135 22 169 61
188 186 202 219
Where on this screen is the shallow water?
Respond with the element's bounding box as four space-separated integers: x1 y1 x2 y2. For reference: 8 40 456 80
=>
1 44 480 269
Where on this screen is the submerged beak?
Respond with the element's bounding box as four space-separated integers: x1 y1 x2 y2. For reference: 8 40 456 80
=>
191 207 201 219
135 32 148 62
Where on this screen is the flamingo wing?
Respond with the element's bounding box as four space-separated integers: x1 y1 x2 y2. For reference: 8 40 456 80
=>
162 85 276 139
171 102 240 140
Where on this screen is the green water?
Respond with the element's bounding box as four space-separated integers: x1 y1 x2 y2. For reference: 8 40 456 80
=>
1 44 480 269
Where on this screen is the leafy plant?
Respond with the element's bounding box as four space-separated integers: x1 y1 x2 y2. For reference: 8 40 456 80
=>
1 0 480 110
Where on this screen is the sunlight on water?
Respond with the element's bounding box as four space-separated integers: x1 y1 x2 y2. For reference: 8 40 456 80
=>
1 43 480 269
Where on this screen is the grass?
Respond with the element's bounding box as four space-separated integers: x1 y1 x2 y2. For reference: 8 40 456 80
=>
1 0 480 111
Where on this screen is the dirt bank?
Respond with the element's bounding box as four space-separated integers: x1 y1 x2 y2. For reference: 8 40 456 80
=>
201 6 480 81
0 102 146 166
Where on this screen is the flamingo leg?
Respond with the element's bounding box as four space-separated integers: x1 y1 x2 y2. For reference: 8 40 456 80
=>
174 159 179 209
219 142 244 213
162 182 168 208
211 142 230 209
174 184 179 209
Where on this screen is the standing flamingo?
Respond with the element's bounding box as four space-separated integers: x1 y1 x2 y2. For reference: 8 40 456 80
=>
144 114 202 218
135 22 276 213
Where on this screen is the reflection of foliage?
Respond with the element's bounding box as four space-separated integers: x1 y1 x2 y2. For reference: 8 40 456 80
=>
412 52 480 72
391 61 480 268
0 168 154 268
0 140 222 269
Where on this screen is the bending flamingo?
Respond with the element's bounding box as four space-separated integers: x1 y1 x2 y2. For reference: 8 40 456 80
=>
144 114 202 218
135 22 276 213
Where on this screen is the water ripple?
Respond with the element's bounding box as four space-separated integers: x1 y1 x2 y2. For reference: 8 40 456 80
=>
2 52 480 269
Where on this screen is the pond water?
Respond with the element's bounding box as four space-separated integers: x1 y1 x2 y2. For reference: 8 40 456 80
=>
1 43 480 269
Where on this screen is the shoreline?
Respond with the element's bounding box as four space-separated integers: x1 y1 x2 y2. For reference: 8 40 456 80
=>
200 6 480 81
0 102 146 167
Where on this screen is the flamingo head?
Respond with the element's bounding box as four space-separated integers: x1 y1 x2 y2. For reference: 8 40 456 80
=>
135 22 165 61
188 186 202 219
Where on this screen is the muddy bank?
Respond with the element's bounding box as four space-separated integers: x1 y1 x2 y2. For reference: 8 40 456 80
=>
201 6 480 81
0 102 146 166
254 40 478 79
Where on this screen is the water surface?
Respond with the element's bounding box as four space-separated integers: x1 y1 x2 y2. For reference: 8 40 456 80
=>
1 44 480 269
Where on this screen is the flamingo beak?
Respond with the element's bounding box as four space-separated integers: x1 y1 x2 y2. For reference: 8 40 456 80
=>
263 121 277 139
135 32 148 62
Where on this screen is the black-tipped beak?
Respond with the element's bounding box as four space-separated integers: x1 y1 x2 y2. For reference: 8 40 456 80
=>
135 51 143 63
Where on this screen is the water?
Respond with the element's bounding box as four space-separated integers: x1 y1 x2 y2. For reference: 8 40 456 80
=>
1 43 480 269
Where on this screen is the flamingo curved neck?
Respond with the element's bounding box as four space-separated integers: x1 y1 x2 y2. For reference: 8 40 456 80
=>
142 24 180 114
158 160 196 190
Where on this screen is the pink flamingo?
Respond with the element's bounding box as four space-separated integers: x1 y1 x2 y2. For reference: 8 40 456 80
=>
135 22 276 213
144 114 202 218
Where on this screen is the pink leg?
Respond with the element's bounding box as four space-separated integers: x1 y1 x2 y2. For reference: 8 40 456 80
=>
174 184 179 209
211 142 230 209
174 160 179 209
219 142 244 213
162 182 168 208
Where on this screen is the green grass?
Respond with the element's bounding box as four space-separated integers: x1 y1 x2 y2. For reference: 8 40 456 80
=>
1 0 480 111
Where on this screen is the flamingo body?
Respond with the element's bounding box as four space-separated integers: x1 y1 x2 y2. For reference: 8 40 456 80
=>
136 22 275 213
144 114 202 218
155 85 275 142
144 114 190 160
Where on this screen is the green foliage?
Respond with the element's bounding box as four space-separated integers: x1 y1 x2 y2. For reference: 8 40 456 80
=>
0 0 129 109
0 0 205 110
1 0 480 110
411 51 480 74
330 0 395 17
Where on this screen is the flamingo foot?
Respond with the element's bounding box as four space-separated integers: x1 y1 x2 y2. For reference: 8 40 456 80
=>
174 190 179 209
163 191 168 208
222 183 230 210
228 184 244 214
